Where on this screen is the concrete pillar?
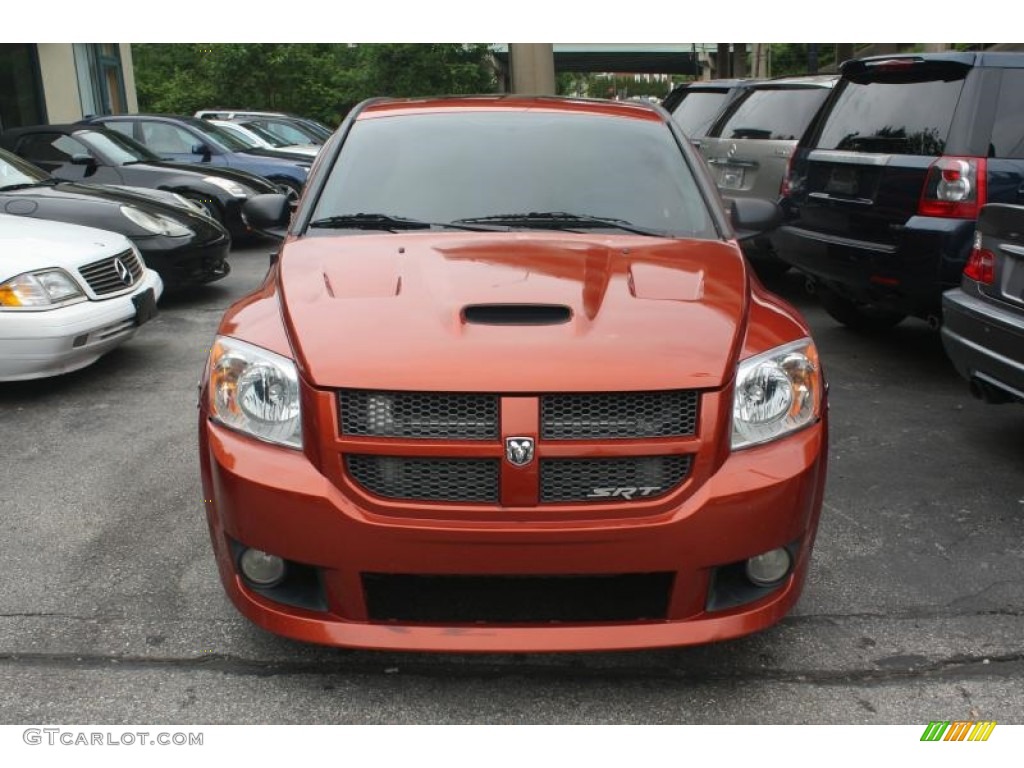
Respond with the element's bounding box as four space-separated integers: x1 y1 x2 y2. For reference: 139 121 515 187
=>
732 44 747 78
508 44 556 95
750 44 769 78
716 43 731 78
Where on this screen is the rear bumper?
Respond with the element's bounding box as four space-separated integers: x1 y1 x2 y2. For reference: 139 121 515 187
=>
0 269 163 381
941 287 1024 402
772 217 973 316
199 415 828 653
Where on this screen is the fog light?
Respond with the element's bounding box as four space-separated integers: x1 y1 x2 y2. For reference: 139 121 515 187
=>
745 548 791 587
239 548 286 587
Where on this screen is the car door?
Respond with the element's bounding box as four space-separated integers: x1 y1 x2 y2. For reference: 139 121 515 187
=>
13 132 124 184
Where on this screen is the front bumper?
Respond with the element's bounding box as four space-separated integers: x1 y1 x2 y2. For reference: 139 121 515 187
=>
0 268 163 381
199 414 828 653
136 228 231 289
772 217 974 317
941 287 1024 402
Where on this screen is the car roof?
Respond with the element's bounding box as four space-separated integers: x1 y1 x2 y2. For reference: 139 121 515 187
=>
845 50 1024 72
357 95 665 122
743 74 839 88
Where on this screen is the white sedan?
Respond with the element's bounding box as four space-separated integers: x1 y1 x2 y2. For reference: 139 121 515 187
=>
0 214 164 381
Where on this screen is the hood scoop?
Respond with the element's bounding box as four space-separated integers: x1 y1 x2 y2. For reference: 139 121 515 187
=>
462 303 572 326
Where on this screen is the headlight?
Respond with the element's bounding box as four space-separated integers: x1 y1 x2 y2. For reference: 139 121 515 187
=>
120 205 191 237
202 176 247 198
208 336 302 449
0 269 85 310
171 193 209 215
732 338 822 450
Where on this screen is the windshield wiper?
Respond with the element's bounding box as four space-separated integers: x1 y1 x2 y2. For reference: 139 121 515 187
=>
453 211 667 237
0 180 57 191
309 213 506 233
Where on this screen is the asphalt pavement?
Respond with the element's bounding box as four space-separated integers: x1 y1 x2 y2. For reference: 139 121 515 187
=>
1 242 1022 724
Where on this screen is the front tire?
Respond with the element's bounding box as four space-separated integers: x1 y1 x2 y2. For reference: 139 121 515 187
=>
816 285 907 332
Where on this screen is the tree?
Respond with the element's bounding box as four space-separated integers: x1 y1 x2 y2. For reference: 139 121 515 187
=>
132 44 498 125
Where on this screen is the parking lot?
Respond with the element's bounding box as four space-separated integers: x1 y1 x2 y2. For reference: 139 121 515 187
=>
1 241 1022 724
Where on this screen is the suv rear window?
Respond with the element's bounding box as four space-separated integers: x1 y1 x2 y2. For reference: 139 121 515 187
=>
812 75 966 156
712 87 830 141
670 90 730 138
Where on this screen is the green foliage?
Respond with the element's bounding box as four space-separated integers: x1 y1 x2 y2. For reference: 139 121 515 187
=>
768 44 840 76
556 72 673 99
132 44 498 125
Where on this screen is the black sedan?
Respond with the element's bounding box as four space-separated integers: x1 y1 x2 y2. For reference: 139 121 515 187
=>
942 203 1024 405
0 148 230 289
1 125 279 239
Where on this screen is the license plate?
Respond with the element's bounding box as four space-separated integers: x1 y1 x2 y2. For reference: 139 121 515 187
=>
720 166 744 189
132 288 158 327
825 166 859 195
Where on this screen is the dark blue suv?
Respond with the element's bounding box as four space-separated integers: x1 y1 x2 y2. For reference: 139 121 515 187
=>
80 114 311 203
772 52 1024 331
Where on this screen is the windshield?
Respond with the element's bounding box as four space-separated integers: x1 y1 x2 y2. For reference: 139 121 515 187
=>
191 121 251 152
713 86 831 141
310 111 715 239
670 90 731 138
813 76 965 156
241 122 289 147
79 130 158 163
213 123 262 148
0 149 50 188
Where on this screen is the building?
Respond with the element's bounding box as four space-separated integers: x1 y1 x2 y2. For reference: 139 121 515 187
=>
0 44 138 132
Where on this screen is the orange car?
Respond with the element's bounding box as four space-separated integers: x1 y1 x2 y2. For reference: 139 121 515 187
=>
198 96 828 652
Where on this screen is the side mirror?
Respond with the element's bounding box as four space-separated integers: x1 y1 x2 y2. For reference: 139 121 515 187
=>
70 153 96 167
243 194 290 241
730 197 782 241
191 143 212 159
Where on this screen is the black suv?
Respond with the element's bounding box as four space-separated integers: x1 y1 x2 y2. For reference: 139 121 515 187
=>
773 52 1024 330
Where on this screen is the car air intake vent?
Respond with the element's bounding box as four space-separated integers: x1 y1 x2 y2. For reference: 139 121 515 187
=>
363 573 674 623
339 390 499 439
462 304 572 325
542 391 699 439
540 455 691 503
346 455 500 503
77 249 144 296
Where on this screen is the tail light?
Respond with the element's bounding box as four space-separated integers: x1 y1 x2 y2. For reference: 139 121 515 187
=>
779 153 798 198
963 231 995 285
918 156 987 219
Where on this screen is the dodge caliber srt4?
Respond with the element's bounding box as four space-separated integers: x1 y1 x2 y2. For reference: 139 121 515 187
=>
198 96 829 653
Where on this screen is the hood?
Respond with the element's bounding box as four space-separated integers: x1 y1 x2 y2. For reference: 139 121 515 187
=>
0 213 132 276
141 160 280 193
279 232 749 392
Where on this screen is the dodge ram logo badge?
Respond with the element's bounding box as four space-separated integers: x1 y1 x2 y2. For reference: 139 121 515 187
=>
113 258 133 286
505 437 535 467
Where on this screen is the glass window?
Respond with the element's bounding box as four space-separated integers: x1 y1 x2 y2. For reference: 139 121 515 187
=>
813 76 965 156
78 129 157 164
16 133 90 163
251 119 315 145
312 112 715 238
0 148 50 187
0 44 46 131
713 87 831 141
669 90 730 138
139 121 199 154
991 70 1024 159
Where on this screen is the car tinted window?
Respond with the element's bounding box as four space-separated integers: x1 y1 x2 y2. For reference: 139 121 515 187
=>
17 133 89 163
813 76 965 155
713 87 830 141
312 111 715 238
253 119 312 145
670 91 730 138
79 129 158 163
991 69 1024 158
102 121 136 140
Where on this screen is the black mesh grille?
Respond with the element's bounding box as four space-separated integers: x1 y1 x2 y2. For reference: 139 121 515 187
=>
540 455 692 503
363 573 674 623
339 390 499 439
346 455 499 503
78 249 144 296
541 391 698 439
